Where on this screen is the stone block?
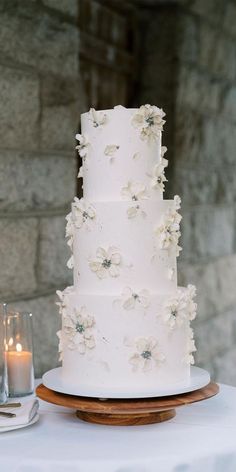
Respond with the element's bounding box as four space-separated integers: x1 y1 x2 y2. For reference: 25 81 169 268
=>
194 308 235 365
215 255 236 313
43 0 78 17
177 13 199 64
202 117 236 165
181 207 234 262
177 67 221 113
40 76 82 151
0 66 39 150
223 1 236 38
178 255 236 321
222 86 236 121
0 3 78 77
175 107 204 165
199 23 235 80
189 0 225 23
38 216 72 288
0 218 38 298
8 293 61 377
0 150 77 211
174 167 218 205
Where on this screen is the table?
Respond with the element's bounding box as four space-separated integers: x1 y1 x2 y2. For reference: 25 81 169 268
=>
0 383 236 471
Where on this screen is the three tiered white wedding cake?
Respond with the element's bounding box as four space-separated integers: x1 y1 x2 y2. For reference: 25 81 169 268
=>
56 105 197 396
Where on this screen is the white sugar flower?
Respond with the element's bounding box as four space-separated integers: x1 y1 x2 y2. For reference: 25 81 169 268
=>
149 161 168 192
121 287 150 310
183 327 197 365
56 290 67 318
121 181 148 219
161 146 167 158
89 108 107 127
104 144 120 160
186 285 197 321
121 181 148 201
154 199 182 256
162 292 187 329
128 337 165 372
131 104 166 143
162 285 197 330
174 194 181 210
89 246 121 279
72 197 96 229
64 306 96 354
75 133 90 161
67 255 74 269
65 212 74 249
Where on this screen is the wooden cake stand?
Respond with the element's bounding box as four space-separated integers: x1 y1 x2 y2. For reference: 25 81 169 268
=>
36 381 219 426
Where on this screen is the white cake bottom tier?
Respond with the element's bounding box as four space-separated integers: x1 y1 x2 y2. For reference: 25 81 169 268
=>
72 199 178 295
59 286 195 395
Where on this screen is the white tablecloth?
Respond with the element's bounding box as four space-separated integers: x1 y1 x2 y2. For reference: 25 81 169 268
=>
0 383 236 471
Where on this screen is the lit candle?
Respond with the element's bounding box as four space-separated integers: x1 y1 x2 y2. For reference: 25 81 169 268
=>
6 343 33 396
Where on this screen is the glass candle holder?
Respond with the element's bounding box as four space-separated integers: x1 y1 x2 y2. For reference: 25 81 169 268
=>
0 304 8 404
6 311 34 397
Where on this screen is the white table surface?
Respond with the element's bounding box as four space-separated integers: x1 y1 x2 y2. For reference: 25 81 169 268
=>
0 383 236 472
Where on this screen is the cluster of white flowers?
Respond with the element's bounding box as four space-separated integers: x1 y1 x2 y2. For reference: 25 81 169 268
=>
121 181 148 219
63 306 96 354
126 337 165 372
75 133 90 162
131 104 166 143
154 195 182 256
183 327 197 365
89 246 122 279
162 285 197 330
121 287 150 310
89 108 107 128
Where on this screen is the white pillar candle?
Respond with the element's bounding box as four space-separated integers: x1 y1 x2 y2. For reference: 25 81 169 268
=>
6 343 33 396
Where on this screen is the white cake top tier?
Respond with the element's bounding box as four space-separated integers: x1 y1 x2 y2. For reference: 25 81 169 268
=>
77 105 167 202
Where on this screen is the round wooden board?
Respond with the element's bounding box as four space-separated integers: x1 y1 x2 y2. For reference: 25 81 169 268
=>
36 381 219 426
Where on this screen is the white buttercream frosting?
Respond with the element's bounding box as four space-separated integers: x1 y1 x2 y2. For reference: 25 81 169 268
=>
57 105 197 395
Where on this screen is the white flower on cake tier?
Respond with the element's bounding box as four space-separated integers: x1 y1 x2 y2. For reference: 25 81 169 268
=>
149 159 168 192
72 197 96 229
183 327 197 365
104 144 120 160
64 306 96 354
75 133 90 162
56 290 67 318
65 212 74 249
128 337 165 372
154 195 182 256
89 108 107 128
131 104 166 143
121 181 148 219
67 255 74 269
121 287 150 310
89 246 122 279
162 285 197 329
161 146 167 158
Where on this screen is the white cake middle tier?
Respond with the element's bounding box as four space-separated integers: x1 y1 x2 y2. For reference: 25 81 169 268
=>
72 199 179 294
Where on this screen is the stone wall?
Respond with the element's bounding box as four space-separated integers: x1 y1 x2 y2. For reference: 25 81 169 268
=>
0 0 83 377
137 0 236 385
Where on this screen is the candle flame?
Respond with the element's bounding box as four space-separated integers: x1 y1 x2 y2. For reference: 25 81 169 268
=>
16 343 22 353
8 337 14 347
